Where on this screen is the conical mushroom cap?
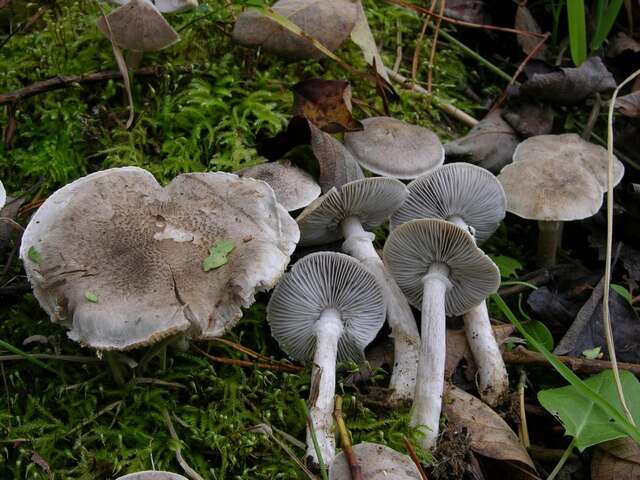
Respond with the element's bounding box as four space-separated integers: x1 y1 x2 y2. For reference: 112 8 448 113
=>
390 163 506 243
20 167 299 350
498 156 604 221
344 117 444 179
97 0 179 51
116 472 188 480
109 0 198 13
329 442 422 480
512 133 625 191
237 161 321 211
267 252 385 362
383 219 500 315
0 181 5 210
297 177 408 246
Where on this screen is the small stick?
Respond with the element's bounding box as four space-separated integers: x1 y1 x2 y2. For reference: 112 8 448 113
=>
402 437 428 480
333 396 363 480
517 369 530 448
393 20 403 74
426 0 446 92
503 346 640 376
497 269 552 298
411 13 432 84
193 345 303 373
0 353 103 363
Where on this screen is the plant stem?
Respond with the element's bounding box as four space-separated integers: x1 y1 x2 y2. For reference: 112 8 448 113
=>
537 220 562 268
518 369 530 448
300 399 329 480
334 396 363 480
546 438 576 480
105 351 125 386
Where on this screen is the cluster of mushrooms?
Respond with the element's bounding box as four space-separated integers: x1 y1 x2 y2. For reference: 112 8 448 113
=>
15 110 622 475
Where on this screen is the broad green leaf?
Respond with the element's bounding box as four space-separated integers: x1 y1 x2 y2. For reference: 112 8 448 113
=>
538 370 640 451
523 320 554 352
611 284 632 304
27 245 42 264
490 254 522 280
203 240 235 272
567 0 587 65
85 291 98 303
582 346 602 359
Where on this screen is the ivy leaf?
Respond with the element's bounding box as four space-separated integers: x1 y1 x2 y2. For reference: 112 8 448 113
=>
203 240 235 272
490 254 522 279
538 370 640 451
27 246 42 264
85 291 98 303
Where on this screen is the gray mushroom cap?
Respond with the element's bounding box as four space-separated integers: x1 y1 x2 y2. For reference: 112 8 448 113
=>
97 0 179 52
237 160 321 211
20 167 299 350
344 117 444 179
297 177 408 246
267 252 385 363
0 181 5 210
116 472 188 480
390 163 506 243
329 442 422 480
109 0 198 13
383 219 500 315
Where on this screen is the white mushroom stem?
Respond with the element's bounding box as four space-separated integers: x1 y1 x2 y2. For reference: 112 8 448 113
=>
411 263 451 450
537 220 562 267
463 300 509 406
448 214 509 407
307 308 343 467
341 216 420 403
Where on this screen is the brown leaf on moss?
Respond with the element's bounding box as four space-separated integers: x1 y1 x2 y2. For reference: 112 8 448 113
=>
515 5 547 60
592 438 640 480
292 79 363 133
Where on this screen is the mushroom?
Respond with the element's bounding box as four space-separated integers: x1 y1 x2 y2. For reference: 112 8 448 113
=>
236 160 321 211
297 178 421 404
20 167 298 356
344 117 444 179
97 0 179 52
329 442 422 479
498 133 625 267
390 163 509 406
383 219 500 449
267 252 386 466
108 0 198 14
116 472 188 480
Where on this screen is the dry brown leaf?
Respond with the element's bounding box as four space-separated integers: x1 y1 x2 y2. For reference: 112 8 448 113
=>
292 79 363 133
444 386 538 479
607 32 640 58
515 5 547 60
592 438 640 480
232 0 358 60
615 91 640 118
350 1 391 83
446 325 515 379
441 0 490 24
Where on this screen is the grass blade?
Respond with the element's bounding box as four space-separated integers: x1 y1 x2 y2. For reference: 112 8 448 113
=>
0 339 61 376
566 0 587 65
591 0 624 51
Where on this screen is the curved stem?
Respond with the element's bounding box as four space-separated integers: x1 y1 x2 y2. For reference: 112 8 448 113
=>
537 220 562 268
463 301 509 406
342 216 420 403
410 263 450 450
306 309 343 468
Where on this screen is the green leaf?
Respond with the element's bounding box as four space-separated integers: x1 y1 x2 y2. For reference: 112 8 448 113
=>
582 346 602 359
523 320 554 352
567 0 588 66
591 0 624 51
611 284 632 304
489 254 522 280
203 240 235 272
27 245 42 264
85 291 98 303
538 370 640 451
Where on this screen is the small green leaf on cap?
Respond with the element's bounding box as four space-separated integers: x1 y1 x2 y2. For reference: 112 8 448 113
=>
203 240 235 272
28 246 42 264
85 291 99 303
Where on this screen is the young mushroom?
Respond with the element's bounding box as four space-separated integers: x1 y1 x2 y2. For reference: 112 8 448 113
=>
116 472 188 480
236 160 321 211
297 177 421 404
20 167 298 376
390 163 509 406
383 219 500 449
344 117 444 179
267 252 386 467
329 442 422 479
498 133 625 267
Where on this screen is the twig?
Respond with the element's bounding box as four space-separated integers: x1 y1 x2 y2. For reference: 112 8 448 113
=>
193 345 303 373
0 2 52 50
161 408 205 480
517 369 530 448
426 0 446 92
393 19 403 74
402 436 428 480
385 68 478 127
333 396 363 480
0 353 103 363
503 346 640 376
498 270 552 298
581 93 601 140
411 13 431 84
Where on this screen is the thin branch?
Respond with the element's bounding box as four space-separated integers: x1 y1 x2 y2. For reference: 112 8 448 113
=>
402 436 428 480
411 13 431 84
0 353 103 363
192 345 303 373
426 0 445 92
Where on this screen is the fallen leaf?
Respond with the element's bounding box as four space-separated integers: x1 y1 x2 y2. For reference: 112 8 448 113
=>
442 0 490 24
615 91 640 118
607 32 640 58
444 386 538 478
292 79 362 133
232 0 359 60
516 57 616 105
256 116 312 161
515 5 547 60
592 437 640 480
501 100 554 138
350 1 391 83
203 240 235 271
444 110 520 173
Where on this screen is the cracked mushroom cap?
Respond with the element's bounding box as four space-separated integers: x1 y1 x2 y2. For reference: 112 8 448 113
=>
513 133 625 191
383 219 500 315
390 163 506 243
329 442 422 480
296 177 408 246
116 472 188 480
236 160 321 211
20 167 299 350
0 181 5 210
344 117 444 179
109 0 198 13
97 0 179 51
267 252 385 362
